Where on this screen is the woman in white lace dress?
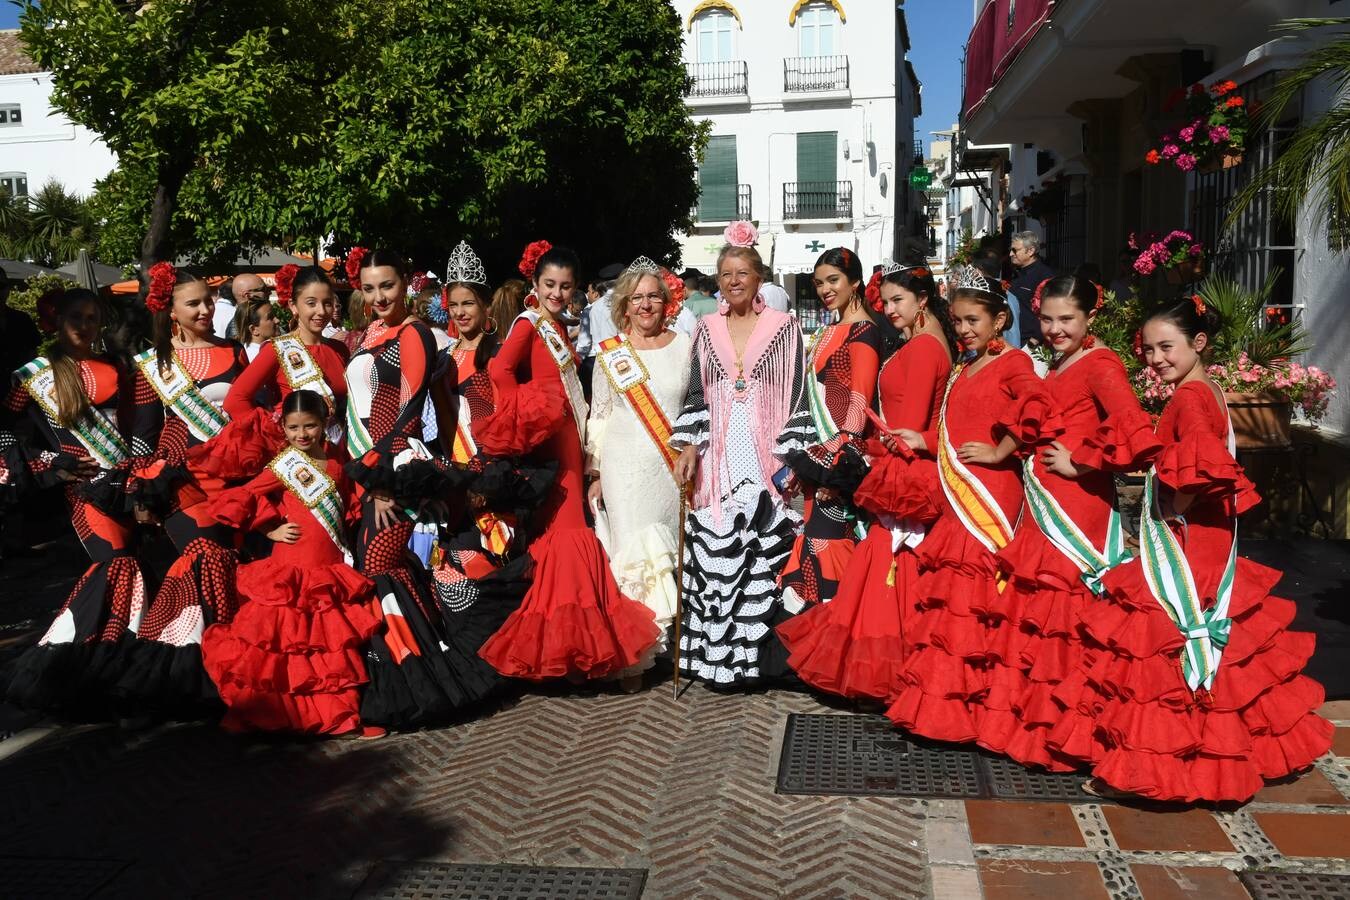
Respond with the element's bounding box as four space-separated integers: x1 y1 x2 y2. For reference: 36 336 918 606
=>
586 259 692 687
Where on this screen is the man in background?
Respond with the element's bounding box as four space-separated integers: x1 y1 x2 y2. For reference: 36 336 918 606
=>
1008 231 1054 346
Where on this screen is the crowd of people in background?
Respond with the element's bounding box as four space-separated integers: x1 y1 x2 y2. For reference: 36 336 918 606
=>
0 219 1333 805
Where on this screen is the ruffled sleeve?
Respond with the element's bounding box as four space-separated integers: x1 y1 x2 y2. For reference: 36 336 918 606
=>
994 351 1060 448
1071 351 1162 473
474 319 567 457
223 344 281 419
1155 382 1259 511
187 406 284 481
854 455 942 523
213 468 285 533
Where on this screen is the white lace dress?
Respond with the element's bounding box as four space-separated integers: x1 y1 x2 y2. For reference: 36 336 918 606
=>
586 333 692 666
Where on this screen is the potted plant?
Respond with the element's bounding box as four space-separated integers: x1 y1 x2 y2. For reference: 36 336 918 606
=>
1131 230 1205 285
1146 79 1249 174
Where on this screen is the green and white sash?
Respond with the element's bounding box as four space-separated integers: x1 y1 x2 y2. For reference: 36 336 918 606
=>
17 357 130 469
1137 418 1239 692
133 348 229 442
1022 458 1129 596
270 447 352 565
273 336 335 407
519 310 588 447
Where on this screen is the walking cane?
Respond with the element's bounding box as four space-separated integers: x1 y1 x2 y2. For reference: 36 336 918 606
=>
672 481 690 701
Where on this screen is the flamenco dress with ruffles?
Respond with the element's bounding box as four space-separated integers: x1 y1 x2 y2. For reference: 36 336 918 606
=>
670 309 815 687
985 349 1161 770
118 342 248 712
885 350 1056 742
778 320 881 608
778 331 950 701
585 332 693 675
1046 381 1332 802
345 318 492 729
200 453 380 735
1 357 149 715
477 313 660 681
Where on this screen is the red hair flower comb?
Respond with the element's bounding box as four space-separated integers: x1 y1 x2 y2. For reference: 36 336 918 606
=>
518 240 552 280
345 247 369 288
145 261 176 314
274 264 299 304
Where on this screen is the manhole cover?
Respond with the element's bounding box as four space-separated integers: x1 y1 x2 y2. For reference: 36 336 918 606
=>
1241 870 1350 899
776 713 983 798
980 755 1092 802
0 856 129 898
354 862 647 899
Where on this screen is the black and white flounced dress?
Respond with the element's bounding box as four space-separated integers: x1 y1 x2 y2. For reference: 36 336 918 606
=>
670 308 813 687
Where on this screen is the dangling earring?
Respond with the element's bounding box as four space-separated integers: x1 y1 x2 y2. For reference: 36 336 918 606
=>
752 291 766 314
524 290 539 309
916 308 927 329
484 317 497 335
987 338 1007 355
170 318 182 340
1082 334 1097 349
718 296 731 316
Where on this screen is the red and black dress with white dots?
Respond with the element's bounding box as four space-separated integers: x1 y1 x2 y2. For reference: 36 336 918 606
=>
345 318 481 729
0 356 148 715
118 341 247 711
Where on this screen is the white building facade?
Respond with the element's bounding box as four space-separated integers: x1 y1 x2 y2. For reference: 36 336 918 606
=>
672 1 922 326
0 31 117 200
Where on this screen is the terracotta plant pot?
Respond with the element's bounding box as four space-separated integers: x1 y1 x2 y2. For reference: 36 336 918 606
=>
1164 258 1205 285
1225 391 1292 449
1198 151 1244 175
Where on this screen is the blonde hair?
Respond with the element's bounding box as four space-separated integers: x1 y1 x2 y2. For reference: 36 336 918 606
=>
610 269 670 332
716 244 764 275
490 278 527 332
346 289 370 331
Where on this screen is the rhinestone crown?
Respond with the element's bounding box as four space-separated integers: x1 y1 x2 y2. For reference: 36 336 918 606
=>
445 240 488 286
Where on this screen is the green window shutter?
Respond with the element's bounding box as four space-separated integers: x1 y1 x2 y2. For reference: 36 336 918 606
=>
796 131 837 217
699 135 739 221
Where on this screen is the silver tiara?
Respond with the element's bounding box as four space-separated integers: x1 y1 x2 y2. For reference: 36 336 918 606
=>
625 255 661 276
879 260 906 277
445 240 488 286
953 265 1000 296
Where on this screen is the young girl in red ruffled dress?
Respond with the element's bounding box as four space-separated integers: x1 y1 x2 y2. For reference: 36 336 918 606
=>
201 390 382 737
1049 298 1332 803
986 277 1161 770
778 262 953 701
477 242 659 681
883 264 1056 743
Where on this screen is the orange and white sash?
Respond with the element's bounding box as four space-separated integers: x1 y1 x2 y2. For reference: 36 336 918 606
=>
518 310 587 446
596 335 680 476
935 367 1015 560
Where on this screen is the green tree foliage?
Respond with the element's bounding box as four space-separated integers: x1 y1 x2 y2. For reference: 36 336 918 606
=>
21 0 705 276
0 181 101 268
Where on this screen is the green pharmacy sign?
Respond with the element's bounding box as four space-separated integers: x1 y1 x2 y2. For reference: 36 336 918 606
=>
909 167 933 189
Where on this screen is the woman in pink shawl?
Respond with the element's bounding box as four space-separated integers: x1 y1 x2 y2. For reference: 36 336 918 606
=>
672 224 813 688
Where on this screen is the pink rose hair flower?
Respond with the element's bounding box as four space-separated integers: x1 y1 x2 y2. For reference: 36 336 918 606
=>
723 220 759 248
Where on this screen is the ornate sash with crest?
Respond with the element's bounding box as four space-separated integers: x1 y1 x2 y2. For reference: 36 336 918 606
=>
133 348 229 442
518 310 587 446
16 357 130 468
269 447 352 565
273 336 335 406
596 335 680 476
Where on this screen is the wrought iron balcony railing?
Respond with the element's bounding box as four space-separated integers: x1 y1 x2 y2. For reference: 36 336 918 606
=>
783 55 849 93
685 60 749 98
783 181 852 220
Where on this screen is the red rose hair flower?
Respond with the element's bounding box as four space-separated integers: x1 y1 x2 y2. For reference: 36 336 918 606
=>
518 240 552 280
274 264 299 304
1133 329 1144 358
145 261 177 314
408 272 429 295
864 271 883 312
345 247 369 288
661 268 685 320
1094 283 1106 312
1192 294 1206 315
1030 277 1052 313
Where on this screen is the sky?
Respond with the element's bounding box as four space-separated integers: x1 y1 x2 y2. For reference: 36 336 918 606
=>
0 0 968 146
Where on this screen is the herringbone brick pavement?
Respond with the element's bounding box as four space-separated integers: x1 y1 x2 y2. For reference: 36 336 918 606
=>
0 686 931 899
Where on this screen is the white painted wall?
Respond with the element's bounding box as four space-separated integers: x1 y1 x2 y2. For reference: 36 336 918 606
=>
0 70 117 199
671 0 909 286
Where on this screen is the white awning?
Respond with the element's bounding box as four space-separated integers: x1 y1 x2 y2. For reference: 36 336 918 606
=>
770 231 858 275
677 230 775 275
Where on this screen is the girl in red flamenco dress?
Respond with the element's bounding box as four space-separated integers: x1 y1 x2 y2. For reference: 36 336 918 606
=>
477 242 660 681
986 277 1161 771
1048 298 1332 803
778 261 954 701
119 266 249 712
777 248 884 609
1 289 148 715
201 390 382 737
883 264 1057 743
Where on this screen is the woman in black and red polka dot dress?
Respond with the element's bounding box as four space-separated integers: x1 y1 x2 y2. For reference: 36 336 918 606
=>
117 266 249 712
0 288 148 716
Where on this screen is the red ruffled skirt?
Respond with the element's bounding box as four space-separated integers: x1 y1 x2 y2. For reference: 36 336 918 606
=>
777 524 917 701
1046 557 1332 802
202 558 380 735
187 408 284 482
478 528 660 680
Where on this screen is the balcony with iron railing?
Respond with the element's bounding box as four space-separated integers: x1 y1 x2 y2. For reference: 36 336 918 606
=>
684 61 749 104
692 184 752 225
783 55 849 95
783 181 852 221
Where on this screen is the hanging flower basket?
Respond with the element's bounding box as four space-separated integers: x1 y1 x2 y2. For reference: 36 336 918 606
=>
1225 391 1292 449
1198 151 1244 175
1146 80 1248 174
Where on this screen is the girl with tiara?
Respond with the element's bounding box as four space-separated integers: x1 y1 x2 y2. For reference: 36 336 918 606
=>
1051 298 1331 802
778 261 954 701
201 389 381 737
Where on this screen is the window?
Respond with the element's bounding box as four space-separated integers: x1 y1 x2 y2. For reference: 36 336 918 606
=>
694 10 736 63
0 173 28 199
698 135 739 221
0 104 21 127
797 4 838 58
796 131 837 184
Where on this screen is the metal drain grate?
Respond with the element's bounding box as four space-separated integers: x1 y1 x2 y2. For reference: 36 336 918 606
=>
0 856 129 898
980 755 1092 802
354 862 648 899
777 714 983 798
1241 871 1350 899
